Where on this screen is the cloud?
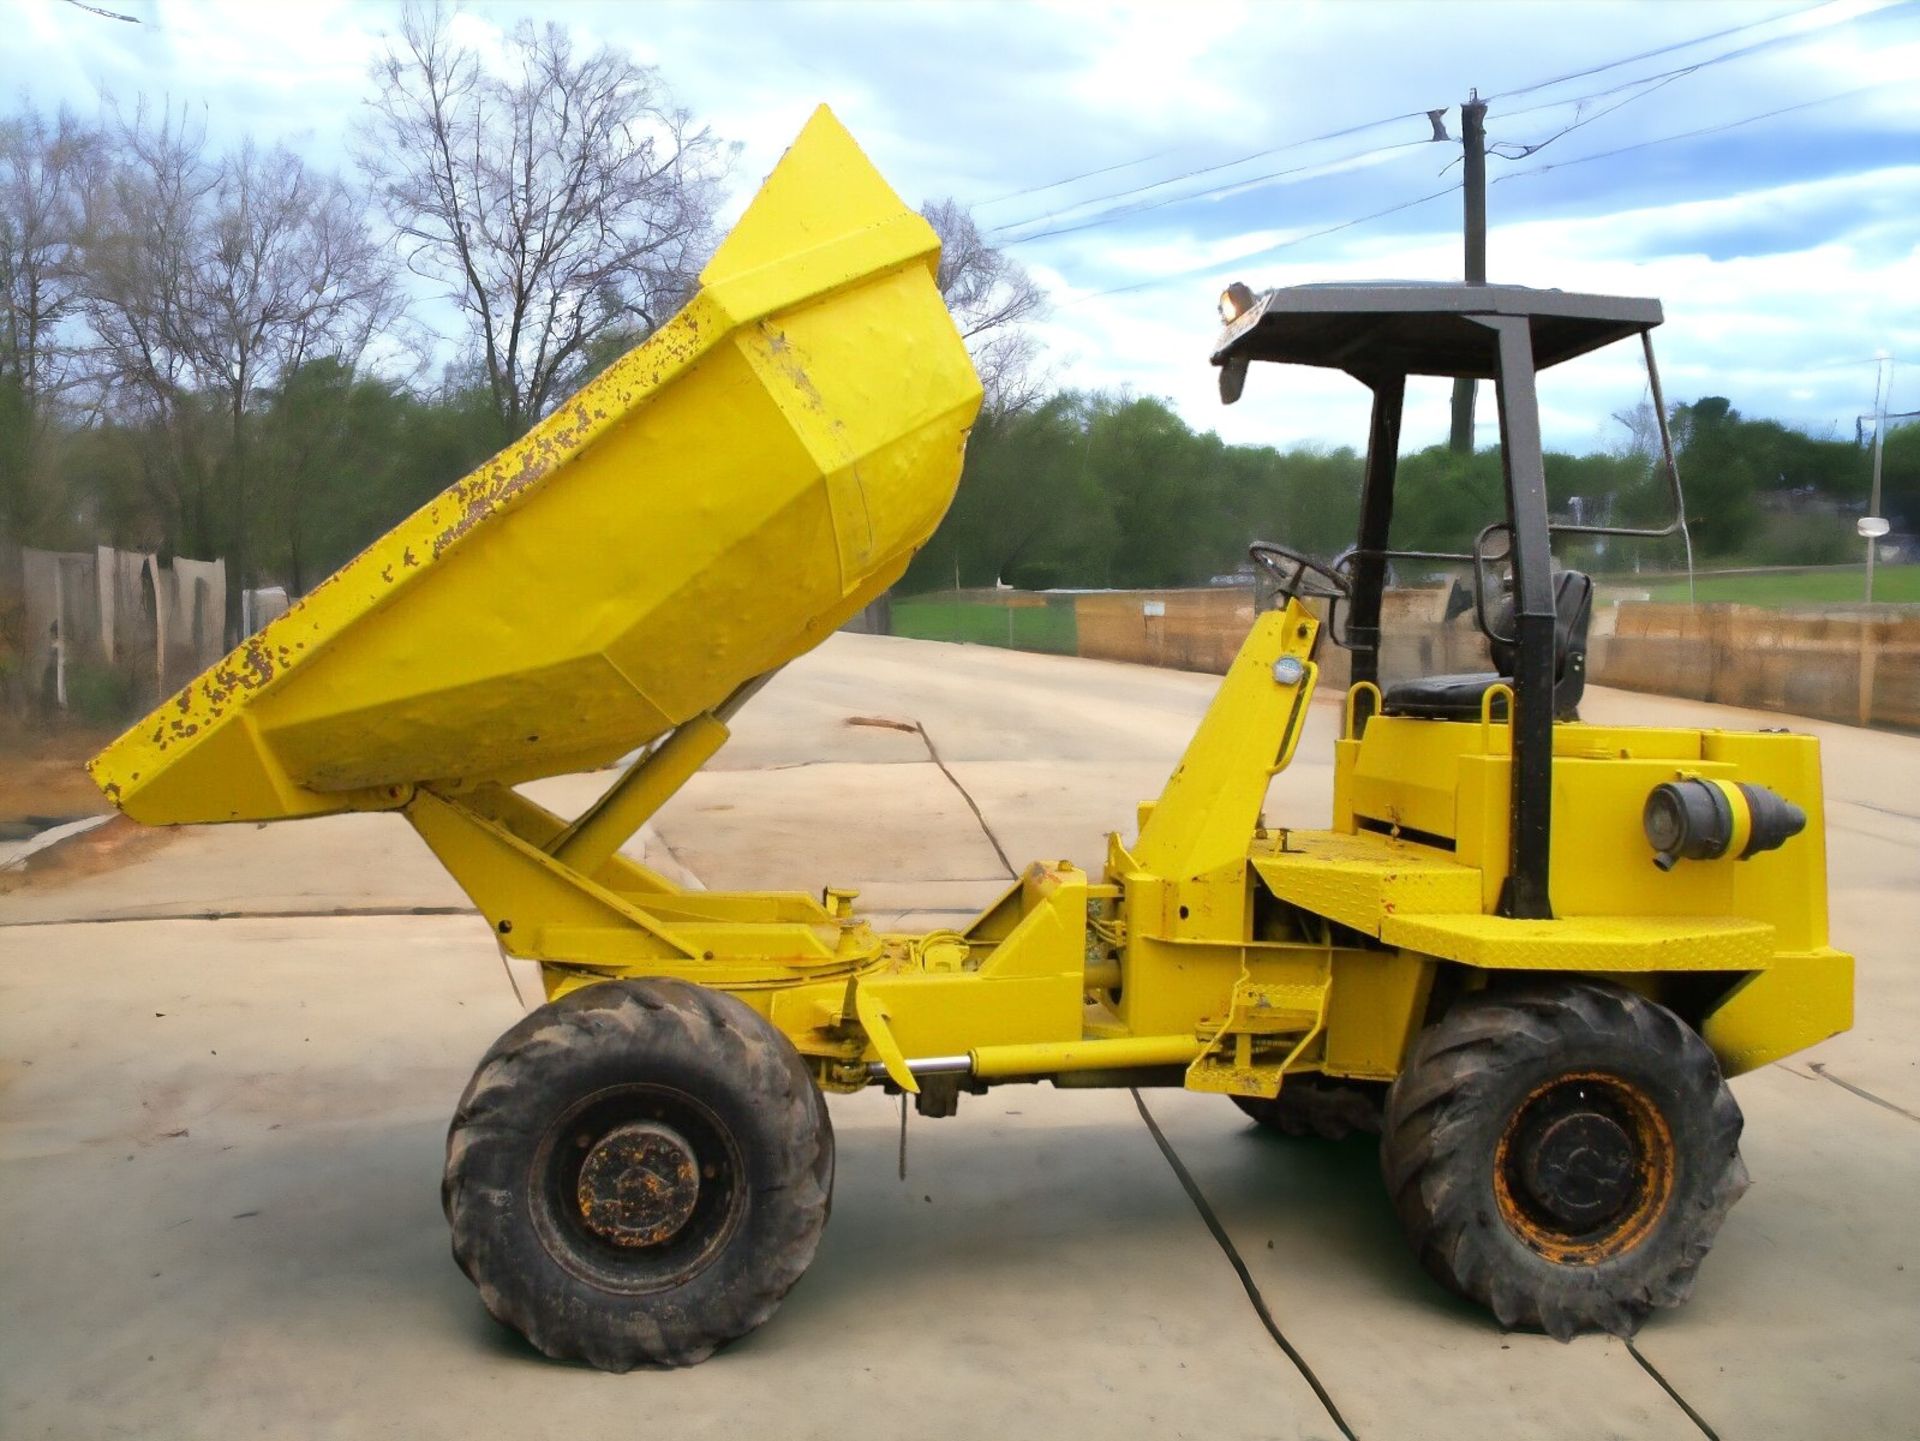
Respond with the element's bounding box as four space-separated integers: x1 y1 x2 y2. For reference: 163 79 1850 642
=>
9 0 1919 452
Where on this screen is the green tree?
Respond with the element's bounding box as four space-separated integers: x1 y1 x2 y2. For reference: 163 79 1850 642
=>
903 394 1115 592
1390 445 1506 556
1094 396 1230 586
255 360 504 591
1671 398 1764 557
0 104 99 545
1880 420 1919 535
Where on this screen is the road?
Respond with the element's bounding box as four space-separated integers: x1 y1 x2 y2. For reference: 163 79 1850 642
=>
2 632 1915 1440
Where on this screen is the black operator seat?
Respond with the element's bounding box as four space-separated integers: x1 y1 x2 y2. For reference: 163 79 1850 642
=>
1380 570 1593 722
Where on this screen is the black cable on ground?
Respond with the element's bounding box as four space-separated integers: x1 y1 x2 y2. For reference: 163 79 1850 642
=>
1627 1341 1722 1441
1131 1088 1359 1441
912 720 1017 879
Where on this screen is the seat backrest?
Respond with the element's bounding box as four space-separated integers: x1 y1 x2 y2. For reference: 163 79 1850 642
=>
1487 569 1592 689
1550 570 1594 717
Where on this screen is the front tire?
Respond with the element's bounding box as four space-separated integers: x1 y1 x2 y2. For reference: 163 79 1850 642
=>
443 979 834 1370
1380 979 1747 1340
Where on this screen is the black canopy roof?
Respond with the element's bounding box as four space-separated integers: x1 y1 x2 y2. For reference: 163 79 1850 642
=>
1211 281 1662 380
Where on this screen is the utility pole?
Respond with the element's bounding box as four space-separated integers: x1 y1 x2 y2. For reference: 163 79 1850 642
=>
1866 353 1892 602
1449 91 1488 455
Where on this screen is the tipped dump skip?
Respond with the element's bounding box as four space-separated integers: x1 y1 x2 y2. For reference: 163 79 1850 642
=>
90 107 983 826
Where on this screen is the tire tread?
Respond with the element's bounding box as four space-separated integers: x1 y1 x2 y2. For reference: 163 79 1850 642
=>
444 979 833 1370
1380 979 1748 1340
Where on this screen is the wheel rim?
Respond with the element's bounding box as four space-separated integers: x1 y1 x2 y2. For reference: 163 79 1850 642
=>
1492 1070 1675 1264
531 1083 748 1294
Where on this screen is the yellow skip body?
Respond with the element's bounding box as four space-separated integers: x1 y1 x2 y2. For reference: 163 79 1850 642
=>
90 107 982 826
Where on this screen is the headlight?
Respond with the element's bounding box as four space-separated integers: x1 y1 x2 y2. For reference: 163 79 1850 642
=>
1218 282 1256 325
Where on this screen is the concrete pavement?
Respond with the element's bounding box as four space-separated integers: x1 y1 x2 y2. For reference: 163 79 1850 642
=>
2 631 1916 1439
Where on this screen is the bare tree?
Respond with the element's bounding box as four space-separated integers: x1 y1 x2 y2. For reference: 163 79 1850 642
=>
0 104 100 537
920 199 1048 421
1611 395 1661 461
81 101 404 615
194 144 405 432
361 3 732 437
192 141 406 601
77 101 220 550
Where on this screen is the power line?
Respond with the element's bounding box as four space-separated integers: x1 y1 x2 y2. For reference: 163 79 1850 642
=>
1482 0 1835 102
970 0 1898 245
1804 353 1905 370
1062 182 1462 308
1495 67 1713 123
61 0 140 19
1014 1 1907 310
971 149 1182 209
1483 1 1915 162
1490 0 1916 129
1008 0 1901 258
1492 80 1899 183
1056 69 1897 311
1489 71 1694 161
987 109 1436 236
1001 137 1433 248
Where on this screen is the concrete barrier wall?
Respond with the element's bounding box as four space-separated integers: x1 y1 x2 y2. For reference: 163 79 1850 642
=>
1069 586 1491 693
1590 603 1920 730
1074 588 1254 674
0 543 231 718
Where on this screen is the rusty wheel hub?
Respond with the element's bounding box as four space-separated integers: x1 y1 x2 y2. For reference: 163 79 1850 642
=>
1493 1071 1675 1263
575 1122 701 1247
1520 1110 1635 1229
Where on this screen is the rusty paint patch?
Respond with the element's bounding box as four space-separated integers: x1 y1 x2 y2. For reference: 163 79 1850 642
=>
171 636 282 728
759 323 832 416
426 403 604 561
574 1122 701 1247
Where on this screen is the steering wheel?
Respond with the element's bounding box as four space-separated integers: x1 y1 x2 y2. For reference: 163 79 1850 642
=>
1248 541 1353 605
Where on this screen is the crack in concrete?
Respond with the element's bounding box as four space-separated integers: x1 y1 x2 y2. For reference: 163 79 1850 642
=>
1804 1062 1920 1124
1130 1089 1358 1441
1834 798 1920 823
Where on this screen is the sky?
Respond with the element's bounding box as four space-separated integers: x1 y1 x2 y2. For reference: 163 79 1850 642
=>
8 0 1920 456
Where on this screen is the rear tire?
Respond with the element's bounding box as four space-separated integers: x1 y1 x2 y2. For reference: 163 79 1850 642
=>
1380 979 1747 1340
443 979 834 1370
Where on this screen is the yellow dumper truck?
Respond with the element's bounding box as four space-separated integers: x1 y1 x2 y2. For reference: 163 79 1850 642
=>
91 108 1851 1370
